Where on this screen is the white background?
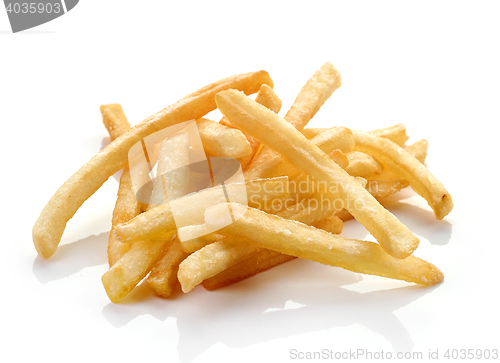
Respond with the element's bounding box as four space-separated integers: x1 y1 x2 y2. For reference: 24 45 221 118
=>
1 1 499 362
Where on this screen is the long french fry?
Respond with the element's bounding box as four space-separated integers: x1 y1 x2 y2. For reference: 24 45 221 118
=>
220 84 282 169
33 70 273 259
215 89 420 258
177 196 338 292
113 177 289 244
244 61 342 179
204 203 444 286
352 130 452 219
101 104 141 267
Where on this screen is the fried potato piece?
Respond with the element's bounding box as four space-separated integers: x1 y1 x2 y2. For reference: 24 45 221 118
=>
202 249 295 291
244 62 342 181
244 127 354 181
113 177 289 244
177 197 340 292
352 130 452 219
101 104 142 267
147 236 189 297
33 70 273 259
101 237 174 302
196 118 252 158
345 151 383 178
215 89 419 258
369 124 409 146
221 84 282 169
205 203 444 286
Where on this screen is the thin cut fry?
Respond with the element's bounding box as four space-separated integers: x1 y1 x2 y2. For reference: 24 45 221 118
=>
33 70 273 259
113 176 289 244
345 151 382 178
215 89 419 258
101 104 141 267
147 236 189 297
205 203 444 286
369 124 409 146
177 196 339 293
352 130 452 219
196 118 252 158
244 62 342 180
221 84 282 169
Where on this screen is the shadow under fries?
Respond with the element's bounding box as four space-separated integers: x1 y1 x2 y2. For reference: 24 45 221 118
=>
32 232 109 283
101 257 441 362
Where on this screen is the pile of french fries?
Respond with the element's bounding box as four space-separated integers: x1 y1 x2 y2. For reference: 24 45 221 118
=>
33 62 453 302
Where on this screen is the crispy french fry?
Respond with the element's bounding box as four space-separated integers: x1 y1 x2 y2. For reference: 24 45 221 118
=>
244 127 354 181
101 237 173 302
101 104 141 267
202 249 295 291
205 203 444 286
147 236 189 297
345 151 382 178
216 89 419 258
196 118 252 158
352 130 452 219
369 124 409 146
221 84 282 169
244 62 342 180
200 211 343 291
113 177 289 244
177 195 338 292
33 70 273 259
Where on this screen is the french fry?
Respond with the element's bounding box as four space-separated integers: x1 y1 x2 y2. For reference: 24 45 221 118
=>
204 203 444 286
202 249 295 291
147 236 189 297
244 62 342 180
177 196 340 292
352 130 452 219
101 237 174 302
33 70 273 259
202 214 343 290
216 89 419 258
113 177 290 244
369 124 409 147
101 104 142 267
244 127 354 181
196 118 252 158
221 84 282 169
345 151 382 178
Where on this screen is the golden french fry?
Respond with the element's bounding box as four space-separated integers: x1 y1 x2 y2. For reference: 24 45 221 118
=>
221 84 282 169
369 124 409 146
284 61 342 130
101 104 141 267
101 104 131 141
345 151 382 178
202 249 295 291
201 211 343 291
352 130 452 219
244 62 342 180
177 195 338 293
101 237 173 302
205 203 444 286
216 89 419 258
147 236 189 297
196 118 252 158
179 232 225 253
33 70 273 259
244 127 354 181
113 177 289 244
